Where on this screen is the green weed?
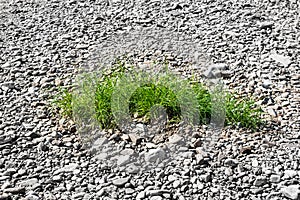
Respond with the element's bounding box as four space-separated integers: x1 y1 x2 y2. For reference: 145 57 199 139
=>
52 63 264 131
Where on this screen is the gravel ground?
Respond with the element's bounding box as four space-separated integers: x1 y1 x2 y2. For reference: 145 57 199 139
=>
0 0 300 200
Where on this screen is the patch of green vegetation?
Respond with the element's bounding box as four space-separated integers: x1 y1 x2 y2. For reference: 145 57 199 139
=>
52 63 264 131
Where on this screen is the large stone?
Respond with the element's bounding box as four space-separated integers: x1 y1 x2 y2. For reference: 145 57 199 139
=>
145 148 166 163
117 155 131 166
168 134 183 144
270 54 291 67
281 185 300 200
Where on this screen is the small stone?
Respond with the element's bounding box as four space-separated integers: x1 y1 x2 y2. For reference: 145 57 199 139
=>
125 188 135 194
268 108 277 117
253 176 267 187
258 21 274 29
252 159 259 167
240 146 252 154
200 174 211 183
94 153 108 160
280 185 300 200
53 175 62 181
18 178 38 187
173 180 181 188
129 133 142 145
112 177 130 187
168 134 183 144
136 191 146 199
93 137 108 146
1 62 10 68
76 44 89 49
122 147 134 157
150 196 163 200
1 81 15 90
262 80 272 88
270 174 281 183
224 168 233 176
210 187 219 194
63 163 79 172
125 164 139 174
145 143 157 148
224 158 239 167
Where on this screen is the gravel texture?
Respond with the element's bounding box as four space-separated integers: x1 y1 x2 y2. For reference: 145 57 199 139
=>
0 0 300 200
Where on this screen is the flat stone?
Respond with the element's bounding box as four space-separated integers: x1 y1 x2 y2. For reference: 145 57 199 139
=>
270 54 291 67
17 178 38 187
76 44 89 49
252 159 259 167
173 180 181 188
145 148 166 163
63 163 79 172
125 188 135 194
270 174 281 183
150 196 163 200
253 176 267 187
136 191 146 199
129 133 143 145
120 148 135 156
210 187 219 193
112 177 130 187
1 81 15 89
168 134 183 144
200 174 211 182
125 164 139 174
147 190 169 196
258 21 274 29
93 137 108 147
284 170 298 178
53 175 62 181
281 185 300 200
224 158 239 167
94 153 108 160
3 187 25 194
117 155 131 166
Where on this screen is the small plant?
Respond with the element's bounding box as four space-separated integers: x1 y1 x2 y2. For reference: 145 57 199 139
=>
52 63 264 131
225 94 263 129
52 87 73 117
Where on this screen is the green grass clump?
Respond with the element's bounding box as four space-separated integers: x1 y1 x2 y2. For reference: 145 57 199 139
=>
52 64 263 131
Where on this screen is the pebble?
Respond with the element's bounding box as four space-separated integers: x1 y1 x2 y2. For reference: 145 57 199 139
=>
112 177 130 187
